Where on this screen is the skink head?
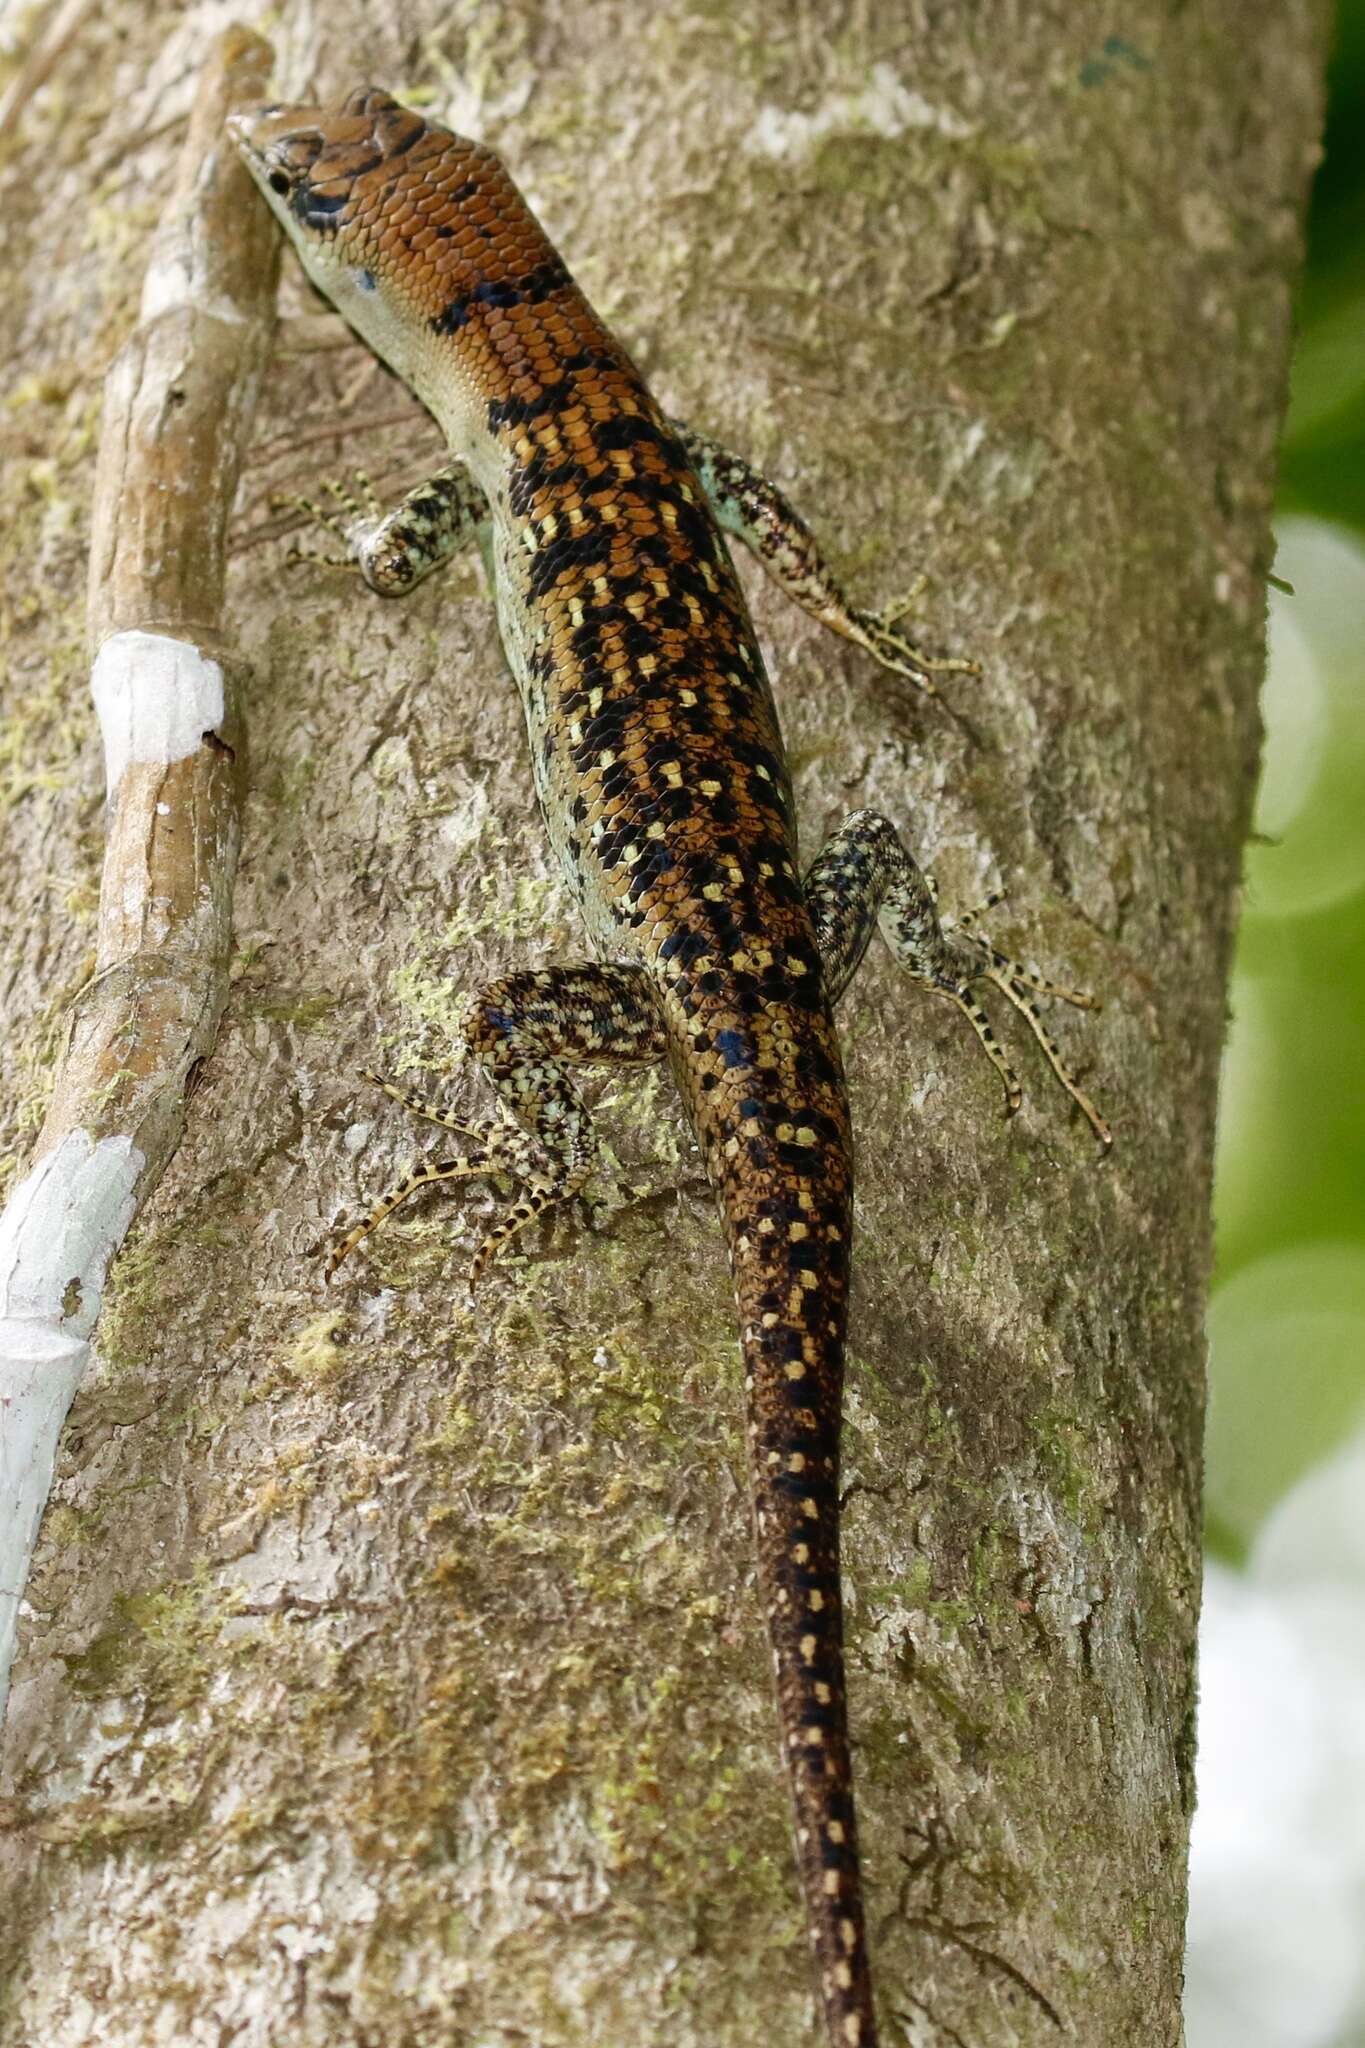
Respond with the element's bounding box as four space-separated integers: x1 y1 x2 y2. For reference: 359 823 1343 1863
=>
227 89 515 431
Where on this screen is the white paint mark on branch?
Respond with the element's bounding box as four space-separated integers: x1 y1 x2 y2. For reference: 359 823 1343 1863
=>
0 1130 143 1715
91 630 225 799
140 240 251 327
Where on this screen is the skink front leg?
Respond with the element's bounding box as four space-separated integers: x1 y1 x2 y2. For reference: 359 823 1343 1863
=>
671 419 977 698
279 461 491 595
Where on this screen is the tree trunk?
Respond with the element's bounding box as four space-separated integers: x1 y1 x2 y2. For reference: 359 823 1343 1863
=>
0 6 1328 2045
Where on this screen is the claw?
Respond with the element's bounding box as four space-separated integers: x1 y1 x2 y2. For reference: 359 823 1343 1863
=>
847 589 981 698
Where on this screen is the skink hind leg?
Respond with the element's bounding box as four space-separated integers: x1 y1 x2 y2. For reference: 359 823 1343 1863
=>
276 461 489 595
670 419 978 698
804 808 1111 1145
326 964 666 1291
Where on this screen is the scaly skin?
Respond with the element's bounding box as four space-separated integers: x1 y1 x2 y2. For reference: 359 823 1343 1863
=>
231 88 1109 2047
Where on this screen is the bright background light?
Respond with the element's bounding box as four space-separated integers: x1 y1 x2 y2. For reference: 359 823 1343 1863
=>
1186 15 1365 2024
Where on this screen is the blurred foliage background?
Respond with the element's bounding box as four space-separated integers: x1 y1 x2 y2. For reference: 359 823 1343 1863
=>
1204 0 1365 1552
1186 6 1365 2044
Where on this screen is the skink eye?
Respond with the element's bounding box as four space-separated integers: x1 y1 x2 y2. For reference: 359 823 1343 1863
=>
268 169 290 196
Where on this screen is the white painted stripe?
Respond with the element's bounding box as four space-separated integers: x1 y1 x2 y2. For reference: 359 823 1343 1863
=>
0 1130 143 1721
90 629 225 798
140 240 251 327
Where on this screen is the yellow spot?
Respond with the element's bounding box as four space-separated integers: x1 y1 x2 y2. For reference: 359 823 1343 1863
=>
814 1680 831 1703
639 653 657 675
802 1497 819 1518
792 1543 809 1564
662 761 683 786
827 1820 845 1844
647 820 666 839
795 1126 817 1145
588 685 603 712
789 1221 809 1241
824 1869 840 1894
835 1961 852 1991
788 1452 806 1473
776 1122 794 1141
799 1634 817 1662
761 1311 779 1329
840 1918 857 1951
541 512 559 539
784 1361 805 1381
699 778 722 797
800 1269 818 1289
808 1588 825 1611
703 882 724 901
679 686 697 704
598 750 616 769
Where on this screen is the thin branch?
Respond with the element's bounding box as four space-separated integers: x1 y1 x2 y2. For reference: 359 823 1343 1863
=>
0 25 280 1723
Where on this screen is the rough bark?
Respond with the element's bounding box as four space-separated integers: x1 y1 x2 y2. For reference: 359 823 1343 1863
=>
0 5 1328 2046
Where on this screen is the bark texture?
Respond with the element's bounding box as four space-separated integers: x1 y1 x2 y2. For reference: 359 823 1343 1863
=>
0 5 1328 2045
